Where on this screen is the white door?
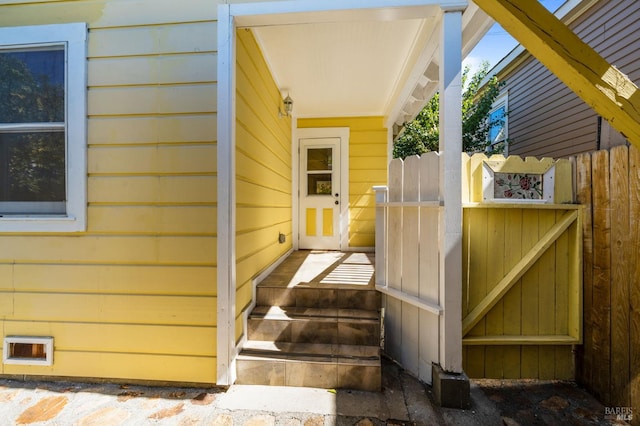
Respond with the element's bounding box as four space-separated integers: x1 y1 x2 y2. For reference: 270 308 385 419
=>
299 138 341 250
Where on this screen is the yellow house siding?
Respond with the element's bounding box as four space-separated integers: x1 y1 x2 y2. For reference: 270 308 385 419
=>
235 29 292 334
297 117 388 247
0 0 217 383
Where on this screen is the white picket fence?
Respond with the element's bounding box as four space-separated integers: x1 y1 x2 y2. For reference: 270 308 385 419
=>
374 153 443 384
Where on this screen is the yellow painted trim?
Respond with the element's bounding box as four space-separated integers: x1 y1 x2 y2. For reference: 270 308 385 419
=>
463 203 581 210
462 209 578 335
463 335 580 345
474 0 640 148
484 155 554 174
322 208 333 237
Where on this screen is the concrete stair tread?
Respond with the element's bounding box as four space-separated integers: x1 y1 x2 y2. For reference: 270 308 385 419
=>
250 306 379 321
241 341 380 361
257 280 376 291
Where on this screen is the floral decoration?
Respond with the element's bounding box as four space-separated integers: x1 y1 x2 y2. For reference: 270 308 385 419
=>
494 172 543 199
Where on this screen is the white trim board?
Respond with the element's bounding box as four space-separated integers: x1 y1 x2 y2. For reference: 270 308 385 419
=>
237 248 294 352
216 4 236 387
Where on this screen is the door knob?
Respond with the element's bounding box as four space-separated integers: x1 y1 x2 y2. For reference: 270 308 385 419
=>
334 193 339 197
335 200 339 205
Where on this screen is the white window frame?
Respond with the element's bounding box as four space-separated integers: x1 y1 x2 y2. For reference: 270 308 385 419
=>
3 336 54 366
0 23 87 232
487 91 508 155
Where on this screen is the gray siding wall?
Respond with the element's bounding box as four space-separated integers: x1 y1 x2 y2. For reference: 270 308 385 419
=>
504 0 640 158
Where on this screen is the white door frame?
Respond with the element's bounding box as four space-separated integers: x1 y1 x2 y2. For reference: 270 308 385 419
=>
295 127 350 251
217 0 467 386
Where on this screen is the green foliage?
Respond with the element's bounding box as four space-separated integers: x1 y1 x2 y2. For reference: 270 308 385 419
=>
392 94 439 159
393 61 503 159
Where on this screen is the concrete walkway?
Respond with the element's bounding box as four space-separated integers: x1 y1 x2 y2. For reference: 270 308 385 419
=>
0 358 484 425
0 361 624 426
0 358 620 426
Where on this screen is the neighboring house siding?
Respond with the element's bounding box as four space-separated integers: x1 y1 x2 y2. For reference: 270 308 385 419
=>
235 29 292 338
504 0 640 158
297 117 387 247
0 0 217 383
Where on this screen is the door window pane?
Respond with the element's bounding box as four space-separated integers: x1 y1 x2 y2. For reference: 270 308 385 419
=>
308 173 332 196
307 148 332 171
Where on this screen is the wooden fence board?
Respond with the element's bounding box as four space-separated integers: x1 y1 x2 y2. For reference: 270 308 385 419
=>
464 208 488 378
386 159 404 362
555 210 570 337
575 152 593 387
485 209 506 378
554 346 573 380
610 145 630 407
503 209 523 378
466 208 489 337
591 149 612 404
629 146 640 418
419 153 441 383
555 209 570 379
401 156 421 373
538 210 557 379
520 209 540 378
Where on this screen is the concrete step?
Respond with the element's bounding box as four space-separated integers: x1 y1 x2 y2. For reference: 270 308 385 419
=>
242 252 382 391
256 283 381 310
236 341 381 391
247 306 380 346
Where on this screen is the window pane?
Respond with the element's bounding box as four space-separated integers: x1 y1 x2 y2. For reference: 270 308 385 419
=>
308 173 332 196
488 106 505 143
0 132 65 205
0 49 65 123
307 148 332 171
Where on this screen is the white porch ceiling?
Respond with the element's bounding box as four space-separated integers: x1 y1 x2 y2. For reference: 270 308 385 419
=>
250 2 493 129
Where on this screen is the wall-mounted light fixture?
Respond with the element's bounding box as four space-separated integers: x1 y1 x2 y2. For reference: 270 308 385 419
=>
279 94 293 118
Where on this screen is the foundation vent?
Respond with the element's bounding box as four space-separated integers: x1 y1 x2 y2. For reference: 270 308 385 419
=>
3 336 54 366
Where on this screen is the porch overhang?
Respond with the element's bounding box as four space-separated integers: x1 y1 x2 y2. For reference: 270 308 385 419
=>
248 1 493 133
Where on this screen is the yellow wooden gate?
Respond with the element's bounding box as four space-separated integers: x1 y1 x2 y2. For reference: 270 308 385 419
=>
461 154 582 379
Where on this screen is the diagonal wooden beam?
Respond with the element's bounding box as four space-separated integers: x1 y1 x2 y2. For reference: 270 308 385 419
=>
474 0 640 149
462 210 578 336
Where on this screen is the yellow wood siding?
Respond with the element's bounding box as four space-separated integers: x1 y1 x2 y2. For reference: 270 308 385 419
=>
235 29 292 336
0 0 217 383
297 117 388 247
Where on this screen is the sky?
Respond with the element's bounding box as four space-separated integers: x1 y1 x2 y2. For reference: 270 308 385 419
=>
463 0 567 75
